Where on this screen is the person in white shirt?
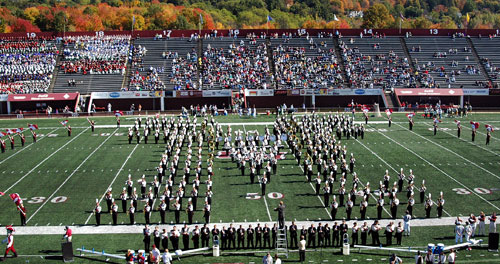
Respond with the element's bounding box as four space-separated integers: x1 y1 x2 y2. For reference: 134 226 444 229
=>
274 254 282 264
161 249 173 264
299 235 306 262
262 252 273 264
455 222 464 244
447 249 456 264
152 245 161 264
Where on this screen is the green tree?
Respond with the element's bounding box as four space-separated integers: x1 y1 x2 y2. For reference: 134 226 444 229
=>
462 0 476 14
413 16 432 28
362 3 393 28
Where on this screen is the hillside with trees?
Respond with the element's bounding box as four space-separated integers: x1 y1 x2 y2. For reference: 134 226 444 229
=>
0 0 497 33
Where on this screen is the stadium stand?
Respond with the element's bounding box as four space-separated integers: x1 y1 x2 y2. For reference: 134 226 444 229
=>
202 37 270 90
406 36 486 89
52 35 131 93
271 36 343 89
1 32 499 95
470 37 500 88
0 39 58 94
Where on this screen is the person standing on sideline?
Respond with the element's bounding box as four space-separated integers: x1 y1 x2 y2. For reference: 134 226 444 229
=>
274 201 285 229
447 249 456 264
63 226 72 242
299 235 306 263
274 254 282 264
1 226 17 261
489 212 497 233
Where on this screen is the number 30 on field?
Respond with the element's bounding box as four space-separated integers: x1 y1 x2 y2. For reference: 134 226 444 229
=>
452 188 492 195
27 196 68 204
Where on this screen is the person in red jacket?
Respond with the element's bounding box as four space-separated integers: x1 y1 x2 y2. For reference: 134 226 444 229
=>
1 226 17 261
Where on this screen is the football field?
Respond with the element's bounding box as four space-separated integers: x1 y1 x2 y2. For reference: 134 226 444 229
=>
1 112 500 262
1 112 499 227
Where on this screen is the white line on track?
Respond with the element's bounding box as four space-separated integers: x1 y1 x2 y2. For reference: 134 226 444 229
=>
422 122 500 157
391 122 500 181
372 125 500 211
27 128 119 223
355 138 452 217
1 127 90 194
0 128 59 166
84 144 139 224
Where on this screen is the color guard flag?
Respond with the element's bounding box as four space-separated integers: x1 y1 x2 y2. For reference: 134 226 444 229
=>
0 132 6 138
406 113 415 119
15 128 23 133
385 109 392 117
470 121 479 129
9 193 22 206
6 129 14 135
28 124 38 130
114 110 124 117
0 191 4 196
60 120 68 126
485 124 494 132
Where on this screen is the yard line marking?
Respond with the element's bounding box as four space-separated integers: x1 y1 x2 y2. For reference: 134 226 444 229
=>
243 124 272 222
2 128 90 194
372 126 500 212
422 122 500 158
27 128 119 223
85 144 139 225
356 139 451 217
393 122 500 181
0 128 59 165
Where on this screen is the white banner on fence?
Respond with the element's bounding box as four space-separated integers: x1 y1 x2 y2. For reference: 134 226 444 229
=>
91 91 157 99
299 89 382 96
462 89 489 95
202 90 232 97
245 89 275 96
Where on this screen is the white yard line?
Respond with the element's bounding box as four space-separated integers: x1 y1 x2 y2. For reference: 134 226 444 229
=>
27 128 119 223
257 175 273 222
244 124 273 222
84 144 139 224
421 122 500 157
0 128 60 166
371 126 500 212
391 122 500 181
1 127 90 194
355 138 452 217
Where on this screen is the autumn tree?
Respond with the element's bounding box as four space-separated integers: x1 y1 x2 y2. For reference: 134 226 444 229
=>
362 3 394 28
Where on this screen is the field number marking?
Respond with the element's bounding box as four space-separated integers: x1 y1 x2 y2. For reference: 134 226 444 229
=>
26 196 68 204
452 188 492 195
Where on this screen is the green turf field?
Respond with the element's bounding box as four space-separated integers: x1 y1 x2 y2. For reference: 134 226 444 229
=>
8 225 500 263
0 111 500 263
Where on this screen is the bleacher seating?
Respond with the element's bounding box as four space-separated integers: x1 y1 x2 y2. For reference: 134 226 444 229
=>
52 35 130 93
271 37 342 89
0 40 58 94
0 34 498 94
471 37 500 87
340 37 415 89
406 37 486 88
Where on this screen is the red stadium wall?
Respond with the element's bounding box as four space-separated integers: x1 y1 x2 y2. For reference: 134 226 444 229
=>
2 28 499 39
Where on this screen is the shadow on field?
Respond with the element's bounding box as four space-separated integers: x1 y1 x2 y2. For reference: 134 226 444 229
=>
298 205 327 209
44 255 63 261
282 180 305 183
75 255 119 263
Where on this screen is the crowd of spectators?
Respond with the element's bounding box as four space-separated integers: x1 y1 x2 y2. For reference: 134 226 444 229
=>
272 38 343 89
201 42 270 90
60 35 130 75
0 40 58 94
339 39 415 89
169 49 198 90
128 67 166 91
